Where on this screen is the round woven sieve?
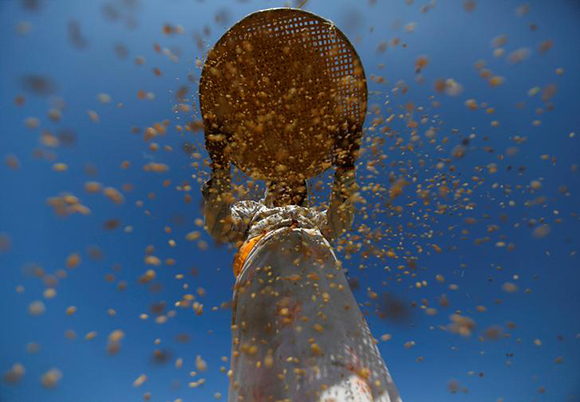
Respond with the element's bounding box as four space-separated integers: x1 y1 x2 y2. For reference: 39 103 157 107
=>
199 8 367 181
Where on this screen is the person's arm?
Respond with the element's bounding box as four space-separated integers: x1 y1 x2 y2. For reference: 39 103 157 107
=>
321 123 362 241
202 167 236 242
202 125 253 244
322 166 357 241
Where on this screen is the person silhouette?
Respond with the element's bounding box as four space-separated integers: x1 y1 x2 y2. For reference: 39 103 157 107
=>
202 126 402 402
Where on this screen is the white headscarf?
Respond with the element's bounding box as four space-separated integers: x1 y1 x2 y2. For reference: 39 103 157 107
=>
261 180 310 208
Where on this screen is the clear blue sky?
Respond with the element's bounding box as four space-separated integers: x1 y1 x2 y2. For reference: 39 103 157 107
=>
1 0 579 401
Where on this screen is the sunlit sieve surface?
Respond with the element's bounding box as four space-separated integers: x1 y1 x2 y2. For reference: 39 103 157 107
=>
0 0 579 401
200 8 367 181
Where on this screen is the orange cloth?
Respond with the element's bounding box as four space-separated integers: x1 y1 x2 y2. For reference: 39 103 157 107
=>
233 232 267 277
233 222 300 277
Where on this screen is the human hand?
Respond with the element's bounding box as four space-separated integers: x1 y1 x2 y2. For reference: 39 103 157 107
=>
205 124 230 170
333 121 363 169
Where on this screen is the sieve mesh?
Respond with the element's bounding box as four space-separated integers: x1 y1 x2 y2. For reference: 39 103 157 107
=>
199 8 367 181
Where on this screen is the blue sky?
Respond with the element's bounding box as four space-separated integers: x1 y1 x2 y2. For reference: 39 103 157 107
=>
1 0 579 401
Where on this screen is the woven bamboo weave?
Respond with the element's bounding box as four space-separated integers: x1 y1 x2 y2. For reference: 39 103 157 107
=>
199 8 367 180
